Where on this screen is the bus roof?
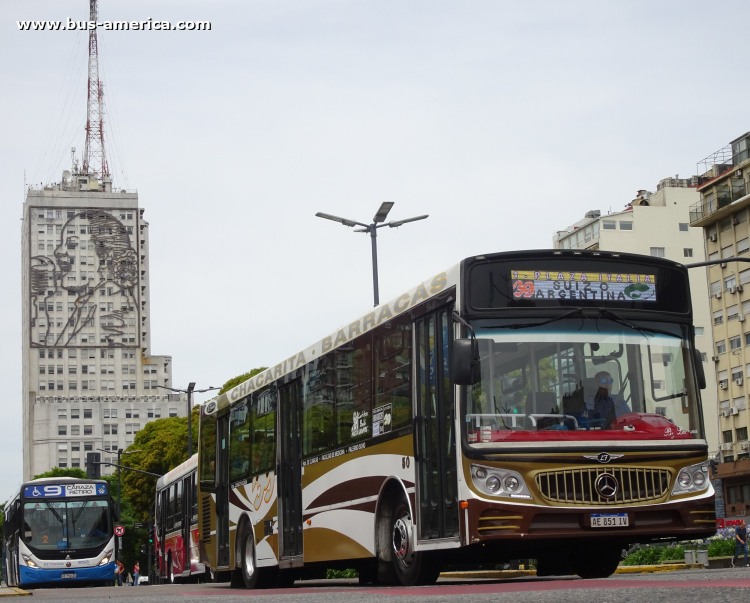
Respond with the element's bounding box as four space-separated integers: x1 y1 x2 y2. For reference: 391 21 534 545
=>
156 453 198 491
211 263 460 409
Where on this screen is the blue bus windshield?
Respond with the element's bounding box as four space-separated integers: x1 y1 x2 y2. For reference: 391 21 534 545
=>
23 499 110 551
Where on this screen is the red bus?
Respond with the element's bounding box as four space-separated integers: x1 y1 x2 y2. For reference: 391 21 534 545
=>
155 454 205 583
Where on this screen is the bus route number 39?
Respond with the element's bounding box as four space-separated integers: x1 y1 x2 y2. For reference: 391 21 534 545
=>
513 280 535 298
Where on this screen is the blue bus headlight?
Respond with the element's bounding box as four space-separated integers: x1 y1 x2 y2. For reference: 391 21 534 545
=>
98 549 113 566
21 554 37 568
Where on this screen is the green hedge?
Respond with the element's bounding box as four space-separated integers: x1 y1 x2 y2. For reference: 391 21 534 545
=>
623 539 736 565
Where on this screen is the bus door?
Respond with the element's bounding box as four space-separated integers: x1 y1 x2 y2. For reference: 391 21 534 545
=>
216 413 231 568
414 306 459 541
158 489 167 577
278 380 303 567
182 475 191 574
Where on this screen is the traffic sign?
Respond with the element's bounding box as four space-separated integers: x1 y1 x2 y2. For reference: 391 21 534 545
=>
114 525 125 536
133 522 144 529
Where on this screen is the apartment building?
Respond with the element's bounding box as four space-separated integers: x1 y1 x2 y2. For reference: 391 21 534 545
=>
553 177 719 457
690 131 750 516
21 163 186 479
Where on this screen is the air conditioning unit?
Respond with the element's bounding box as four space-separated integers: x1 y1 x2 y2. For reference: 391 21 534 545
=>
736 169 743 177
730 286 738 294
740 314 746 322
721 442 734 451
731 407 740 416
720 381 729 390
734 218 742 225
722 409 731 418
710 234 718 242
736 377 744 386
712 355 720 362
721 262 728 268
742 442 750 451
738 285 744 293
715 291 723 299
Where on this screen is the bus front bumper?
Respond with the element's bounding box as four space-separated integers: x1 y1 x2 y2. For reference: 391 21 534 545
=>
20 561 115 585
464 495 717 544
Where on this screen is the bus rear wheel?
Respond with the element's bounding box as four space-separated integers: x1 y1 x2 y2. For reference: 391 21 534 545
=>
168 553 175 584
390 497 440 586
241 529 260 588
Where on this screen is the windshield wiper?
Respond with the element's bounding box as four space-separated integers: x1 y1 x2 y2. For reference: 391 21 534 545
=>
598 309 681 339
44 501 64 526
481 307 586 331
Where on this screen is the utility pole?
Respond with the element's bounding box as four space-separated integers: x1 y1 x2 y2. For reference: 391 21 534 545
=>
82 0 109 180
157 383 218 457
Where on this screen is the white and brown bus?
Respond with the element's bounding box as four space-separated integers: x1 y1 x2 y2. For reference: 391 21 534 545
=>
198 249 715 588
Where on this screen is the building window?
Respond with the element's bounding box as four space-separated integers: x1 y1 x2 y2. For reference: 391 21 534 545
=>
679 223 689 232
58 426 67 436
709 251 720 261
84 409 92 419
701 353 707 362
84 442 93 451
728 304 739 321
602 220 616 230
730 335 742 350
739 238 750 255
726 275 738 290
619 221 633 231
650 247 665 258
71 442 80 452
717 340 727 354
695 327 704 336
724 430 734 444
684 248 693 257
84 425 92 435
714 310 724 325
169 408 178 418
71 425 80 436
738 427 749 441
710 280 721 296
722 244 734 258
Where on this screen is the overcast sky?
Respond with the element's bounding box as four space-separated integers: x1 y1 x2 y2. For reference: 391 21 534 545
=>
1 0 748 501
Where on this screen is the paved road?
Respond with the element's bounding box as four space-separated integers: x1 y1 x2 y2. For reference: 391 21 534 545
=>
25 568 750 602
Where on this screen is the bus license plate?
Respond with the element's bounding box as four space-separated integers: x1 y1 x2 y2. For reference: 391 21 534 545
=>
61 572 76 579
590 513 628 527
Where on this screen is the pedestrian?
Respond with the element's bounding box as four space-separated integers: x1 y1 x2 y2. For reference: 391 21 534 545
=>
133 561 140 586
114 559 124 586
732 519 749 567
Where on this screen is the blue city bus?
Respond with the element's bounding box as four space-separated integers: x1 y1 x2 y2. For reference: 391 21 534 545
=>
3 478 116 587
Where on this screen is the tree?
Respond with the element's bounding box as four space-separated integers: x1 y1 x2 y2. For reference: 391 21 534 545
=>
33 467 86 480
219 367 266 394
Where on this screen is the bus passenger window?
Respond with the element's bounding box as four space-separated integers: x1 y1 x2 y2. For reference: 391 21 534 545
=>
374 316 412 431
252 389 276 474
199 410 217 486
302 354 337 456
335 335 372 447
175 480 183 528
167 485 175 531
229 397 251 483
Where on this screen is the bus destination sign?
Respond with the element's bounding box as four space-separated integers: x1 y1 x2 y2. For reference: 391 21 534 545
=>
511 269 657 302
23 483 107 498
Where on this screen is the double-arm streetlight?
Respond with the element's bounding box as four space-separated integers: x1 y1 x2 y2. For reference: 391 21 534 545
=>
157 383 219 457
316 202 428 307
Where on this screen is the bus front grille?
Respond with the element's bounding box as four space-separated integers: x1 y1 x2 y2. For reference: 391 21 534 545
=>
535 467 671 505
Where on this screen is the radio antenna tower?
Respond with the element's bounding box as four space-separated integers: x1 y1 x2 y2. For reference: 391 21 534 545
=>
81 0 109 181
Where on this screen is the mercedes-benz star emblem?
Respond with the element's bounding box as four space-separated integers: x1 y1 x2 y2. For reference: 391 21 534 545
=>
595 473 618 499
583 452 624 464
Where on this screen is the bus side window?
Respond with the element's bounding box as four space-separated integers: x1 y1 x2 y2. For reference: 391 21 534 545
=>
374 315 412 431
251 389 275 475
229 397 251 483
191 473 198 523
167 485 175 531
199 411 217 487
175 480 183 529
335 334 372 447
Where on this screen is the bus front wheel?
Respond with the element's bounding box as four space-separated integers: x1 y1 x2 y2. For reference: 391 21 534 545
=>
240 529 260 589
572 546 621 579
390 497 440 586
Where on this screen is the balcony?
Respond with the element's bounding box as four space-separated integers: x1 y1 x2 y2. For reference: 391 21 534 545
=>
689 180 750 225
715 456 750 479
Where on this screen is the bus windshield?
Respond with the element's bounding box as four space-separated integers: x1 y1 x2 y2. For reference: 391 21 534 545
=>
464 318 703 446
23 499 110 551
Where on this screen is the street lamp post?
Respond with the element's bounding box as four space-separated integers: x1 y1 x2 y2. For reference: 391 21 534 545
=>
156 383 219 457
316 202 428 307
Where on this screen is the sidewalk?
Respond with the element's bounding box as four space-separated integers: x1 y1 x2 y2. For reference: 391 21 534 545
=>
440 563 704 580
0 587 30 597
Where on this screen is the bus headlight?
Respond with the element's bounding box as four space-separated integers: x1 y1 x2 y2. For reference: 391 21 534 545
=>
21 554 37 568
671 462 710 496
471 465 531 499
98 550 113 566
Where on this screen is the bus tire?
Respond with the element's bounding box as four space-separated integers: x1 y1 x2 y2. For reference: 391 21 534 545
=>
572 546 621 579
239 528 260 589
390 497 440 586
168 553 175 584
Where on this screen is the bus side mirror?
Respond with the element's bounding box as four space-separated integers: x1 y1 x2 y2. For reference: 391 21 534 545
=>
453 339 480 385
694 349 706 390
113 504 121 521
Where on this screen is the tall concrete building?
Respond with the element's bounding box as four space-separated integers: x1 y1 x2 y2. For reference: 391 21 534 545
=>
20 0 186 480
21 167 187 479
689 131 750 517
552 177 720 458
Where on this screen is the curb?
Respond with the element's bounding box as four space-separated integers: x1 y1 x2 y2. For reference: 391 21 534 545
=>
0 588 31 597
440 563 703 580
